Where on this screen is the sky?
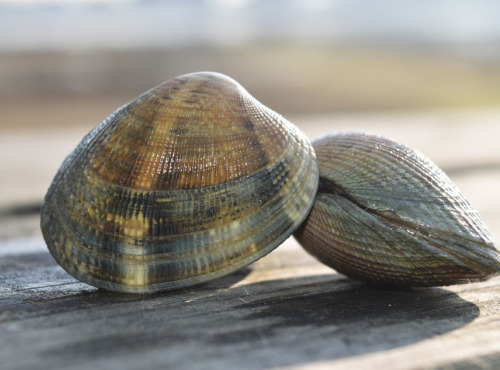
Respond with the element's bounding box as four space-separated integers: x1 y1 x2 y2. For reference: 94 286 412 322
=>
1 0 500 52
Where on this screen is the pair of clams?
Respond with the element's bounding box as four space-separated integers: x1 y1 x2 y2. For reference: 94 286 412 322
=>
41 72 500 293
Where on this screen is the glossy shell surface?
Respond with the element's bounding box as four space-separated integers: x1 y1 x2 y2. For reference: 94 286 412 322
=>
294 131 500 287
41 72 319 293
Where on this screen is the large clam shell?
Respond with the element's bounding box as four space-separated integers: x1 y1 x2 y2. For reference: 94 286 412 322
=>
41 72 319 293
294 131 500 287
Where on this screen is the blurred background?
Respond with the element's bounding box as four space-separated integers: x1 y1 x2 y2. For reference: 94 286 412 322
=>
1 0 500 236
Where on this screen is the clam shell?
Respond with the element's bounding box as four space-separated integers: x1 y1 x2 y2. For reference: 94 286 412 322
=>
294 131 500 287
41 72 319 293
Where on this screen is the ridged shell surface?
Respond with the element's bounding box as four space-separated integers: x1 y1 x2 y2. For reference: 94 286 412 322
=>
41 72 319 293
294 131 500 287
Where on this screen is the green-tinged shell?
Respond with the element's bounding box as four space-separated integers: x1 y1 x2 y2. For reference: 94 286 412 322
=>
294 131 500 287
41 72 319 293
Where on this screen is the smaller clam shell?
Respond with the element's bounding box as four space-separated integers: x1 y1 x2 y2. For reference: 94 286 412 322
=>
294 131 500 287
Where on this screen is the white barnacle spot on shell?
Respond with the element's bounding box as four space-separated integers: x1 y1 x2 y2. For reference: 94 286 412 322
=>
124 264 147 287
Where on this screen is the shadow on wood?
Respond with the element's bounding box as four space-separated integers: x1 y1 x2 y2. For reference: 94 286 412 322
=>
216 278 480 367
0 247 479 370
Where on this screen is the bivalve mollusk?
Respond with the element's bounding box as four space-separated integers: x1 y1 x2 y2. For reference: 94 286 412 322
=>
41 72 319 293
294 131 500 287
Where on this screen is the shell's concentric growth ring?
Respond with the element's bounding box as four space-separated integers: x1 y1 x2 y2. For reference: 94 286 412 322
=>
41 72 319 293
294 132 500 287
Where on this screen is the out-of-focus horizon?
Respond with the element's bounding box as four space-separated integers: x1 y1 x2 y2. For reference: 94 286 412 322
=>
2 0 500 130
0 0 500 52
2 0 500 52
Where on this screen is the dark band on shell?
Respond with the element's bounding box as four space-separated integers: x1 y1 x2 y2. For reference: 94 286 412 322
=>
41 72 319 293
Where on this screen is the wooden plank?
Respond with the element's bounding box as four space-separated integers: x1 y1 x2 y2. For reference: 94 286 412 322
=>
1 235 499 370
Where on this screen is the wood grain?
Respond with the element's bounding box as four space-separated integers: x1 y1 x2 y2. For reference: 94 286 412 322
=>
1 236 499 370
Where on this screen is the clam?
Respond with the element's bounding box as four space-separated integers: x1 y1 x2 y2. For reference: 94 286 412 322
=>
294 132 500 287
41 72 319 293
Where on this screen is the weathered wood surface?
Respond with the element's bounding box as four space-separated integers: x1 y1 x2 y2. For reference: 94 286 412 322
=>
1 111 500 369
1 236 500 370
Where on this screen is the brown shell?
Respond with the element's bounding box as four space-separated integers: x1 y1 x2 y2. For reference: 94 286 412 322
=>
294 131 500 287
41 72 319 293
